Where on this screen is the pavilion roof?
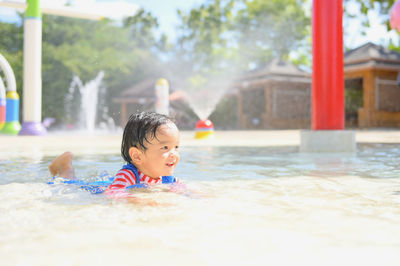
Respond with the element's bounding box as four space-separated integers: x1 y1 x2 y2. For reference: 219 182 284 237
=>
238 58 310 84
344 42 400 70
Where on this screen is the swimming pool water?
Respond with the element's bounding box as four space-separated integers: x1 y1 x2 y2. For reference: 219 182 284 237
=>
3 144 400 184
1 144 400 265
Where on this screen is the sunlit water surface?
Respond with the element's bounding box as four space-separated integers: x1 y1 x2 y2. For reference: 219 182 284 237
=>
1 144 400 265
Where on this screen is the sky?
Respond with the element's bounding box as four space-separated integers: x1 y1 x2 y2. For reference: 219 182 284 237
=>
0 0 204 42
344 0 399 48
0 0 398 48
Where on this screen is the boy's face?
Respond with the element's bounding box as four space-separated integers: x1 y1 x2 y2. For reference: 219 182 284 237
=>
134 122 180 179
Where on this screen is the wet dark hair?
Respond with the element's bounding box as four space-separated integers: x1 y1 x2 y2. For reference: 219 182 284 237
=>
121 111 173 163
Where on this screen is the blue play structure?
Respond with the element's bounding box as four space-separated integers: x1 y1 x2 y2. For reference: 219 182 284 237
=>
0 53 21 135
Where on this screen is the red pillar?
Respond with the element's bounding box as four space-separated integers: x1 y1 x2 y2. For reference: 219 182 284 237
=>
312 0 344 130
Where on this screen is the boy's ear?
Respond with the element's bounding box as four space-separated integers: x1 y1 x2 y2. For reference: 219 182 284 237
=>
129 147 143 165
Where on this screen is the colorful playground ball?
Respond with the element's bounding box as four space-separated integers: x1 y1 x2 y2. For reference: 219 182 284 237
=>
195 119 215 139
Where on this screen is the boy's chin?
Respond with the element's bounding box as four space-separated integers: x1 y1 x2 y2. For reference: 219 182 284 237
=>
163 169 175 176
164 171 175 176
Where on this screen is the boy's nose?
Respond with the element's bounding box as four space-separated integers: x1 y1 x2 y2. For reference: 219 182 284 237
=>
169 149 179 158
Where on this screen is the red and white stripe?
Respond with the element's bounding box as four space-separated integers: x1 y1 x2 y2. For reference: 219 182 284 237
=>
107 168 137 190
106 169 166 194
105 168 181 199
139 173 180 184
139 172 162 184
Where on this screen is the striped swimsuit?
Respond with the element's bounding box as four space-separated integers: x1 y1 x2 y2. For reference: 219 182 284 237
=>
108 168 163 189
105 163 179 198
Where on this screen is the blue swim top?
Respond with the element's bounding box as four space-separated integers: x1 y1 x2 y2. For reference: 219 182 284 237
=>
47 163 177 194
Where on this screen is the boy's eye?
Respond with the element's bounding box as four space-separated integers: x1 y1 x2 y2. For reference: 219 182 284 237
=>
175 146 179 149
162 146 169 150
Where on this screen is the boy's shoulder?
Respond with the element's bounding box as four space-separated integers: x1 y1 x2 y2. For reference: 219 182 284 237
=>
116 166 140 184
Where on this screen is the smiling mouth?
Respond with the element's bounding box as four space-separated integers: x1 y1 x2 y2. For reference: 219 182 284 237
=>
166 162 175 167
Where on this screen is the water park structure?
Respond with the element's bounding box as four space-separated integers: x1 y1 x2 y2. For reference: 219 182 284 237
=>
0 0 106 135
0 53 20 134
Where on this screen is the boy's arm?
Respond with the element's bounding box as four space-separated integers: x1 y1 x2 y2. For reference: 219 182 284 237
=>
105 169 160 206
107 169 136 190
105 169 137 199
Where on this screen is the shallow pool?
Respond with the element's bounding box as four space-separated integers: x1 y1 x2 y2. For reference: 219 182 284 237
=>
1 144 400 265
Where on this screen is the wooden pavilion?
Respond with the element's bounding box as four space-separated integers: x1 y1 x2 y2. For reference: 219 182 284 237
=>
236 43 400 129
344 42 400 127
236 59 311 129
113 79 156 127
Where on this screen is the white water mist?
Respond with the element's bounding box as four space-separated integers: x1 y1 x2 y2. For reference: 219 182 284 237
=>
65 71 109 132
176 73 233 120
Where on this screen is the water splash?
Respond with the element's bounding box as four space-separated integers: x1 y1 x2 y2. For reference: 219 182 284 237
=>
178 74 231 120
65 71 114 132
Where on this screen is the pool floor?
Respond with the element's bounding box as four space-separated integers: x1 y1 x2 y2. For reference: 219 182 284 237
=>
1 133 400 265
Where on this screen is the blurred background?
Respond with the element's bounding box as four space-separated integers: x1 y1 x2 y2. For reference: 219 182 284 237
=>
0 0 398 131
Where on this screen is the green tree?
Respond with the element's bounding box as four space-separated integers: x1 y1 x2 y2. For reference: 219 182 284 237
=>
344 0 395 31
41 15 137 125
176 0 235 73
170 0 310 124
123 8 162 49
235 0 310 67
174 0 310 75
41 9 166 126
0 9 165 127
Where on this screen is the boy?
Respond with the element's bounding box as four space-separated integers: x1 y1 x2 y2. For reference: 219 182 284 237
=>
48 112 181 204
